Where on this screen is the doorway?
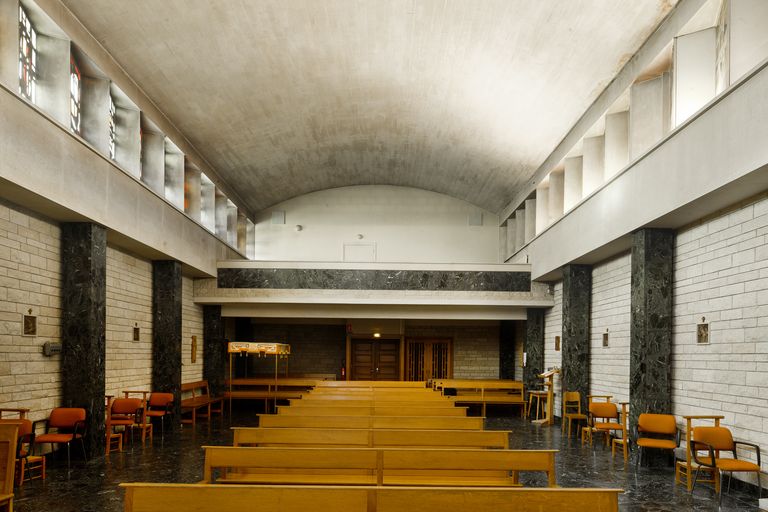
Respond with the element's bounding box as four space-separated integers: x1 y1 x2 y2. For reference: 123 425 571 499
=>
405 338 452 381
351 339 400 380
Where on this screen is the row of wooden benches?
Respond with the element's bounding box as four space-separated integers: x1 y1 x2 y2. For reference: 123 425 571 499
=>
122 484 622 512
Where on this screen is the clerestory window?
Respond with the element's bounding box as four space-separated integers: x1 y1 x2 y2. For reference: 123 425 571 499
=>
70 54 82 134
18 5 37 103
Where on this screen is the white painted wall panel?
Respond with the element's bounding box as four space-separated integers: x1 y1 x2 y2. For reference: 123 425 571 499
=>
253 186 500 264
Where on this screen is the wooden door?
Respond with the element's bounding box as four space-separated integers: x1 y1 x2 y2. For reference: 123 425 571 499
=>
351 340 400 381
406 338 452 381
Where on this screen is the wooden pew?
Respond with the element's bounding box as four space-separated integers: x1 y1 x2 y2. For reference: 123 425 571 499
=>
121 484 622 512
181 380 223 426
433 379 526 416
0 424 18 512
202 446 557 487
288 399 457 408
315 381 427 389
257 414 484 430
276 406 468 417
301 394 453 402
232 427 510 449
225 378 319 401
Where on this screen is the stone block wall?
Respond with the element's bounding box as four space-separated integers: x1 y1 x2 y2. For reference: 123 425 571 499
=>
105 246 152 397
181 276 204 383
0 200 62 420
672 195 768 479
543 282 563 415
589 253 631 403
247 323 347 378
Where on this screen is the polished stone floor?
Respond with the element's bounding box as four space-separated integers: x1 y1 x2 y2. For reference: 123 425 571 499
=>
12 409 762 511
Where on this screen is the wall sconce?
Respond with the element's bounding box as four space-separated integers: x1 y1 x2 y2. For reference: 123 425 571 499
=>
295 225 303 232
356 234 364 240
373 332 381 338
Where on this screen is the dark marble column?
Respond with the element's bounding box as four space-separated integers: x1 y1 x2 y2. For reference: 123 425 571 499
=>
523 309 544 393
203 305 226 397
61 222 106 458
630 229 675 431
152 260 182 419
562 264 592 413
499 321 516 379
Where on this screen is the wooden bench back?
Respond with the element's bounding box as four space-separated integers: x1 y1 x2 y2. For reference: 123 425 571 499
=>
233 427 510 449
226 378 320 388
289 399 456 408
202 446 557 487
301 391 450 402
434 379 524 392
257 415 484 430
315 381 427 389
276 406 467 417
0 424 18 497
121 484 621 512
181 380 211 399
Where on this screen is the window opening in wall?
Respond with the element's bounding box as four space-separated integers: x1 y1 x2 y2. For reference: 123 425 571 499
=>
18 5 37 103
70 54 82 134
108 93 117 160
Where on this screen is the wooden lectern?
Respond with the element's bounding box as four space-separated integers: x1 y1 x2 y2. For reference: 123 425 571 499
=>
532 368 560 426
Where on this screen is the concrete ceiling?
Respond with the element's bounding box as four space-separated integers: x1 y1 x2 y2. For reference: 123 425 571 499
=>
61 0 678 214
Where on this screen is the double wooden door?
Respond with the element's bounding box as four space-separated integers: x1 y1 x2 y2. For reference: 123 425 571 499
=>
351 340 400 380
406 338 452 381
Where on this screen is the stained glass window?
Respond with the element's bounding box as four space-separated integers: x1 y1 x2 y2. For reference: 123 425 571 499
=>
108 93 117 160
70 54 82 134
18 5 37 102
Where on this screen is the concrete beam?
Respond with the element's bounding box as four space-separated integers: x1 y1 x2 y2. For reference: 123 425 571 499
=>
673 27 717 127
582 136 605 197
563 156 583 212
604 111 629 180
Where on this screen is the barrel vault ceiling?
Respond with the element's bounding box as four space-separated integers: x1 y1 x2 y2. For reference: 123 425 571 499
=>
61 0 678 214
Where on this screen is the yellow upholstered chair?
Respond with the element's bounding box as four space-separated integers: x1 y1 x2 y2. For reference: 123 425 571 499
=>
690 426 761 504
635 413 678 467
33 407 87 470
562 391 587 438
588 398 628 460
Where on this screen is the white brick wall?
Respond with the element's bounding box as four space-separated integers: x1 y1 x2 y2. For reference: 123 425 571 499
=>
590 253 631 403
105 246 153 397
182 276 204 383
0 201 62 421
543 282 563 416
673 196 768 479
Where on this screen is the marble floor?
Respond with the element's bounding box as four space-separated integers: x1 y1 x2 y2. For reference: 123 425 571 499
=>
11 410 762 512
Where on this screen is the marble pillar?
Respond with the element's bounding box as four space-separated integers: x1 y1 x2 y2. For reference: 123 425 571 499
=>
61 223 106 457
562 264 592 412
152 260 182 419
203 305 226 397
523 309 545 392
630 229 675 431
499 320 516 380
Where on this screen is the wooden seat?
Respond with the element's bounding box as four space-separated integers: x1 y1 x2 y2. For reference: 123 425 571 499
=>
257 414 484 430
587 397 628 462
233 427 510 449
0 424 18 511
121 484 622 512
203 446 558 487
181 381 223 426
562 391 587 438
276 406 467 417
432 380 525 416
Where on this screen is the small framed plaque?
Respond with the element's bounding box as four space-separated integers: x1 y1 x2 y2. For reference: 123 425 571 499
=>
697 323 709 344
554 336 561 351
22 314 37 336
